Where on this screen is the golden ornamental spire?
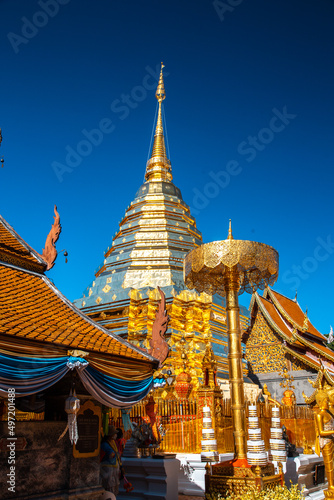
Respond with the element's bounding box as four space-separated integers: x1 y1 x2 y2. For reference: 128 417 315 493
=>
227 219 233 240
155 63 166 102
145 63 172 183
303 308 309 331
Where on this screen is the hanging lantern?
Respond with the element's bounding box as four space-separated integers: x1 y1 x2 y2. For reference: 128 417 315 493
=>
175 371 193 399
65 389 80 445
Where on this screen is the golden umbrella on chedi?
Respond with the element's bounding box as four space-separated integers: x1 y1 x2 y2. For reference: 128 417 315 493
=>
184 222 279 461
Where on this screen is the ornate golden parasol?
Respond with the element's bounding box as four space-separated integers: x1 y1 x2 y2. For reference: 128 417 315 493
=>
184 221 279 460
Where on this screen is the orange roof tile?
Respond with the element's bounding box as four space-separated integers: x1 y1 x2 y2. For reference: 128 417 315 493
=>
268 289 325 342
0 263 158 366
0 216 46 273
315 342 334 360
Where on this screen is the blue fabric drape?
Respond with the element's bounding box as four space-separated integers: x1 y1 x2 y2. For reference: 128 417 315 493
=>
79 365 153 408
0 352 153 407
0 353 69 379
0 354 87 397
86 365 152 397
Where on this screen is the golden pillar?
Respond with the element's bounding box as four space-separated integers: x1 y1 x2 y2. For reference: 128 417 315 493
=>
224 267 247 458
184 221 279 461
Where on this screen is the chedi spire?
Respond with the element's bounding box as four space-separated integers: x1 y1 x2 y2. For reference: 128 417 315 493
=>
145 63 172 182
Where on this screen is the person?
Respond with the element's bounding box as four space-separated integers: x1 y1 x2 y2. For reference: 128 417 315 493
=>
282 425 299 457
116 427 126 456
315 389 334 491
100 425 121 496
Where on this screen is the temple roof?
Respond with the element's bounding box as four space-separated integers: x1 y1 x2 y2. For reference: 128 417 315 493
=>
0 215 158 366
248 287 334 372
0 215 46 273
265 288 324 342
74 64 202 316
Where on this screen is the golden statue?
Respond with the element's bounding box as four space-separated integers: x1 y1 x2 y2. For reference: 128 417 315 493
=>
279 369 296 407
302 433 313 454
262 383 282 407
315 389 334 495
262 383 271 397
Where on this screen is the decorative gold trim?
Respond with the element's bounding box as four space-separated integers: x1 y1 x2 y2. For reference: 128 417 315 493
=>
292 329 334 363
284 345 321 373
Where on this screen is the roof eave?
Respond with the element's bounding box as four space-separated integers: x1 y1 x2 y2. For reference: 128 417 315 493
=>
0 215 47 269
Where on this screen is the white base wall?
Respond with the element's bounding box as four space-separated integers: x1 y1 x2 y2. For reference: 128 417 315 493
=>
117 457 180 500
177 453 234 497
176 453 327 498
284 454 326 499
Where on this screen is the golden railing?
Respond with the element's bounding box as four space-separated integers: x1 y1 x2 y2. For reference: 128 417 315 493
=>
112 398 200 453
257 403 315 449
112 399 316 454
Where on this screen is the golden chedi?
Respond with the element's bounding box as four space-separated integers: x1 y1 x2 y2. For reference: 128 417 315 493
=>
73 66 249 391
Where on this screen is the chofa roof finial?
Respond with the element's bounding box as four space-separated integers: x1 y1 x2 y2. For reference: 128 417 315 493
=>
41 205 62 270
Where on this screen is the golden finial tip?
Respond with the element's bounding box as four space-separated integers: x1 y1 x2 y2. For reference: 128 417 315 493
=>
156 63 166 102
227 219 233 240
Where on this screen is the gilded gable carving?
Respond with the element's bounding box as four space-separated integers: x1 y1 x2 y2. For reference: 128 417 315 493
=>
245 312 286 373
246 312 277 346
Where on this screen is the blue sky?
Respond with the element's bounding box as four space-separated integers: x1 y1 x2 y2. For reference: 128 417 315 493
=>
1 0 333 334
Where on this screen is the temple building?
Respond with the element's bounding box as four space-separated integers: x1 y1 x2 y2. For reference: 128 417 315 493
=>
73 64 249 392
243 287 334 404
0 210 158 499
